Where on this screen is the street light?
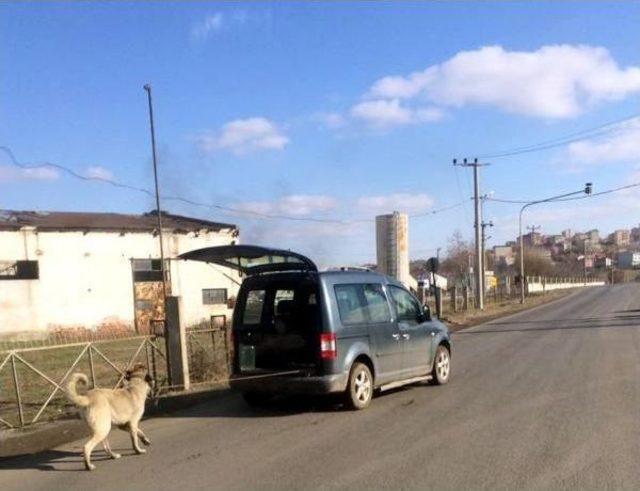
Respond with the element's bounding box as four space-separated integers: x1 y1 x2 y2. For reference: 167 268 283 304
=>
518 183 592 304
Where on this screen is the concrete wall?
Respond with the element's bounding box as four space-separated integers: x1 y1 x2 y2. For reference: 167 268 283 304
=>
527 277 605 293
0 228 240 337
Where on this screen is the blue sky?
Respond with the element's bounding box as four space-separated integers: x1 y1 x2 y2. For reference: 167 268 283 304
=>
2 1 640 266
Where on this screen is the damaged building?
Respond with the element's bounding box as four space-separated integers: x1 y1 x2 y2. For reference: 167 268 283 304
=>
0 210 240 339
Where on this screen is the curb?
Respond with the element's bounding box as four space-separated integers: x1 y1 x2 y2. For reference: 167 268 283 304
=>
0 385 233 459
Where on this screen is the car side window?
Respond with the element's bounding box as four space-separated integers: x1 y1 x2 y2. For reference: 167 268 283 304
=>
334 284 367 324
389 286 422 325
363 284 392 323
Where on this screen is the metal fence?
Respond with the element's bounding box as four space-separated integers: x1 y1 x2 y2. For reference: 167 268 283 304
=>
0 335 168 429
185 315 231 385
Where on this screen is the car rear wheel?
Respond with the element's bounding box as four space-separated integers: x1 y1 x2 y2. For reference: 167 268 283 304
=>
345 362 373 410
431 345 451 385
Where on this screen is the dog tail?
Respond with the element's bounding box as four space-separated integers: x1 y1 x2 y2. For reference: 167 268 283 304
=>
66 373 91 407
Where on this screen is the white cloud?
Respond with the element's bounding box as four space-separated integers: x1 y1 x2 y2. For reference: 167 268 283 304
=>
356 193 434 215
84 166 114 181
0 166 59 182
195 117 289 156
350 99 443 128
565 117 640 165
190 13 224 42
366 45 640 119
314 112 347 129
235 195 338 217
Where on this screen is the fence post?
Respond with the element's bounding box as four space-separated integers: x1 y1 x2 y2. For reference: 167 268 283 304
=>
450 286 458 313
165 296 190 390
435 287 443 318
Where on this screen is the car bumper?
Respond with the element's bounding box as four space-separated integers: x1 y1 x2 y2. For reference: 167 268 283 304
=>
230 371 348 395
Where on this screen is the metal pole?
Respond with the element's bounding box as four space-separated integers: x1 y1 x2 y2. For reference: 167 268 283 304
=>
88 345 96 388
473 164 484 310
10 354 25 427
519 206 526 304
143 84 167 303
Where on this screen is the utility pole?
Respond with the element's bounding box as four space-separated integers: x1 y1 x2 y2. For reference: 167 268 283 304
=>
143 84 167 307
453 158 490 310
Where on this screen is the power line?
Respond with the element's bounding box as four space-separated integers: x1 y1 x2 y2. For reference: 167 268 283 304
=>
487 181 640 205
478 113 640 159
0 145 464 224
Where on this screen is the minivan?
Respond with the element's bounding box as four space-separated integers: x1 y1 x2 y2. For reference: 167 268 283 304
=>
180 245 451 410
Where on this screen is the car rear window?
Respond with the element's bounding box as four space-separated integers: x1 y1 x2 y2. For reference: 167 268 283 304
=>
243 289 266 324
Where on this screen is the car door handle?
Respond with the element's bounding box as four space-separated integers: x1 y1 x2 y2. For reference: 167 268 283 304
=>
392 333 400 340
401 333 410 340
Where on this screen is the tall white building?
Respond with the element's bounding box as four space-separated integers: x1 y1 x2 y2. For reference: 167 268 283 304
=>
375 211 415 289
0 210 240 339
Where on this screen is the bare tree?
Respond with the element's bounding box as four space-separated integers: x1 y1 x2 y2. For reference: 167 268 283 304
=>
440 230 472 285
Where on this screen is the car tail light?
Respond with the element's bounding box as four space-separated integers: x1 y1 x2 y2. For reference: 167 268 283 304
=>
320 333 337 360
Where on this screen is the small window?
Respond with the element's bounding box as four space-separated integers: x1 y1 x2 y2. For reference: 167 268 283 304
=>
0 260 39 280
202 288 228 305
132 258 168 282
389 285 422 324
363 284 391 323
334 284 367 325
243 289 266 324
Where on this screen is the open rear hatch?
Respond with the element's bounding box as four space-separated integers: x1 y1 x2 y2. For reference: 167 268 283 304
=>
180 245 321 378
178 244 317 276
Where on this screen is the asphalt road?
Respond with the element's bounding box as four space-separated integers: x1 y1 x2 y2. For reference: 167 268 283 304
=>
3 283 640 490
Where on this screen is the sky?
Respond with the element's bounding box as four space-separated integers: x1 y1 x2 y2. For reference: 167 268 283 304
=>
1 1 640 267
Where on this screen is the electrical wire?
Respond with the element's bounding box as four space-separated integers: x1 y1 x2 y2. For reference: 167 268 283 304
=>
477 113 640 159
487 181 640 205
0 145 464 224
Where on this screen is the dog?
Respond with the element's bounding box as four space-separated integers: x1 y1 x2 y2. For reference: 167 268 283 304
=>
66 363 153 471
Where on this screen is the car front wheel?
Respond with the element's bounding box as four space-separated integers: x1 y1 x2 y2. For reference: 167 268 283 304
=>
345 362 373 410
431 345 451 385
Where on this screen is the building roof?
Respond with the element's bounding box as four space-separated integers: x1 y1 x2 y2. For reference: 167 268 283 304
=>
0 209 237 234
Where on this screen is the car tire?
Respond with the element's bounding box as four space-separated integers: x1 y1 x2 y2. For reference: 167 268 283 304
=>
431 344 451 385
345 362 373 410
242 392 268 408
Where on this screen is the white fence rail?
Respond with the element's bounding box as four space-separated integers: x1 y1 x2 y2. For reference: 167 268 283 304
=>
527 277 605 293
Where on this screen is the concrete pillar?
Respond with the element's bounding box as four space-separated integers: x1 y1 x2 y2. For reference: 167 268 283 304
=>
165 296 190 390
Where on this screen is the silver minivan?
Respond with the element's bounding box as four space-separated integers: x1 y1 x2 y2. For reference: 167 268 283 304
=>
180 245 452 410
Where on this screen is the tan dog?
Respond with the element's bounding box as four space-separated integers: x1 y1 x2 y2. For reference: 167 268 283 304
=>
66 363 153 471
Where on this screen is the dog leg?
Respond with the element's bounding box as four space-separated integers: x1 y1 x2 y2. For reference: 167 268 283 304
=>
102 438 121 459
83 434 104 471
137 427 151 446
129 421 146 455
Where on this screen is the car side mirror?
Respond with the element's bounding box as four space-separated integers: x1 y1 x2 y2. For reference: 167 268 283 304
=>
422 304 432 322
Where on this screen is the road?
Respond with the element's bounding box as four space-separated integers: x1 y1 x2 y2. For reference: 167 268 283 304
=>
3 283 640 490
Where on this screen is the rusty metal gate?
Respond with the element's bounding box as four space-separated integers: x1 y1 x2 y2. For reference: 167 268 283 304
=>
185 315 231 385
0 335 168 429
